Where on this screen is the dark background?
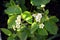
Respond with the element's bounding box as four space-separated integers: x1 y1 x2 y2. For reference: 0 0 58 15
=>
0 0 60 40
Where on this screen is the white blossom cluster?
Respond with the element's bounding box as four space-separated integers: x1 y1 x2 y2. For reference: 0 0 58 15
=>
13 15 21 31
32 13 44 29
32 13 42 22
39 23 44 29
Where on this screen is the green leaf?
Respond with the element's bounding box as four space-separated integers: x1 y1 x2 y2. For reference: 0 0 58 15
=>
31 0 50 6
1 28 12 36
41 16 46 23
5 0 15 7
16 0 27 12
35 33 47 40
31 22 38 34
10 0 15 6
38 28 48 36
20 5 27 12
17 31 27 40
5 3 11 7
8 15 17 28
5 5 22 15
44 9 49 15
7 36 15 40
7 34 16 40
18 0 25 5
21 11 32 24
17 26 29 40
44 21 58 34
41 15 48 23
49 16 59 23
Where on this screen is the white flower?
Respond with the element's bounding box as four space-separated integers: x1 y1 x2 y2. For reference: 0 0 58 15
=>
15 15 21 29
39 23 44 29
15 15 21 24
15 24 20 28
17 15 21 20
32 14 36 17
32 13 42 22
35 16 41 22
36 13 42 22
41 4 45 8
15 20 21 24
12 15 21 31
37 13 42 18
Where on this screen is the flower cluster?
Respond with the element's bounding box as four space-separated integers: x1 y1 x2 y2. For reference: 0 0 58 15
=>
32 13 44 29
13 15 21 31
39 23 44 29
32 13 42 22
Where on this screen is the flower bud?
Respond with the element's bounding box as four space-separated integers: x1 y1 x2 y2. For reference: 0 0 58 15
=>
41 4 45 8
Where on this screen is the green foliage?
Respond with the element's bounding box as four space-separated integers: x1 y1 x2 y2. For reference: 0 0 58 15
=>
49 16 59 23
1 28 12 36
44 9 49 15
41 16 47 23
31 22 38 34
44 16 58 34
20 5 27 12
18 0 25 5
8 15 17 28
1 0 59 40
21 11 32 24
44 20 58 34
31 0 50 6
38 28 48 35
5 0 15 7
7 36 15 40
7 34 16 40
5 5 22 15
17 0 27 12
17 31 27 40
